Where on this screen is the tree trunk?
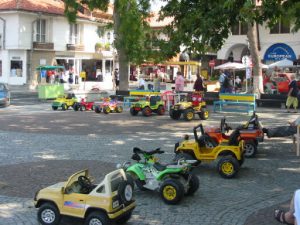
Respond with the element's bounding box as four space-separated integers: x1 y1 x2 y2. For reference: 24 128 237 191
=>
113 0 129 91
247 23 263 95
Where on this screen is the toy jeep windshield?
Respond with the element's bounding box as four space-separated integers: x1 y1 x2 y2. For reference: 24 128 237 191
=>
34 169 135 225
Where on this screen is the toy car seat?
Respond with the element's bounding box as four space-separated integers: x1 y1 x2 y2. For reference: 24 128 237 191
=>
150 96 160 106
227 129 241 146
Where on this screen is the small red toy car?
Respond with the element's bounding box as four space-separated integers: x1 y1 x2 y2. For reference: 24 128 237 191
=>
95 97 123 114
73 98 95 111
204 113 264 158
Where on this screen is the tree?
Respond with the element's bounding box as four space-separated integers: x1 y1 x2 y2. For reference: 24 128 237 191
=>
64 0 155 91
159 0 300 94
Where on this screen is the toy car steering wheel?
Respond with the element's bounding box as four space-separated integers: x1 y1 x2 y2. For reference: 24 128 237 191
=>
78 175 92 189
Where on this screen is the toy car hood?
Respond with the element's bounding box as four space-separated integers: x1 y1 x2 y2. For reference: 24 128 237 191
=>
64 169 89 189
174 102 192 107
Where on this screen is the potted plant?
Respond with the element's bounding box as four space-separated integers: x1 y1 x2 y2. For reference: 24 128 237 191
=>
95 43 103 52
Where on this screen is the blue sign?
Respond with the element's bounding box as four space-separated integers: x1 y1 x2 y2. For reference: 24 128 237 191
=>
264 43 296 61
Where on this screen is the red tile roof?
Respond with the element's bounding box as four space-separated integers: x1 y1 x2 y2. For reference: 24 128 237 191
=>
147 13 173 28
0 0 112 22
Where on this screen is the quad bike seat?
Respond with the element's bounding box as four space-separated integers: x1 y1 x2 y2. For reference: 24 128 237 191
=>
153 163 167 171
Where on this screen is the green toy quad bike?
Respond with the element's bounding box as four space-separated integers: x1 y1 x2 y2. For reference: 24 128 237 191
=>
52 93 77 111
130 95 165 117
174 124 245 179
169 92 209 121
119 147 199 204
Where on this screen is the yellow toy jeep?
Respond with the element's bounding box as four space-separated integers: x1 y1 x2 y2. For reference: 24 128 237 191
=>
34 169 135 225
174 124 245 179
52 93 78 111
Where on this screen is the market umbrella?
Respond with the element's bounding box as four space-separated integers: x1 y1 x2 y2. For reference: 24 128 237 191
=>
267 58 294 68
214 62 246 70
214 62 247 91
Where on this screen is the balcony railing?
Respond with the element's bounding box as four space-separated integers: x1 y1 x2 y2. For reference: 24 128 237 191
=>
33 42 54 50
66 44 85 51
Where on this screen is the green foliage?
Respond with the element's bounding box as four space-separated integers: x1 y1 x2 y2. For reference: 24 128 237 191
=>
159 0 300 58
64 0 166 65
113 0 161 64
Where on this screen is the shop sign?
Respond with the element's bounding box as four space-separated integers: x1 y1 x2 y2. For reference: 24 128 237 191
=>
263 43 296 61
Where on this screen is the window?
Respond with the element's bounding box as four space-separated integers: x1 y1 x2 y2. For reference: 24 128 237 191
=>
270 18 290 34
231 22 248 35
10 60 23 77
35 19 46 42
69 24 79 44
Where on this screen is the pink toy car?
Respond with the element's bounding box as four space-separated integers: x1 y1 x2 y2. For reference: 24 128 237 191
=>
95 97 123 114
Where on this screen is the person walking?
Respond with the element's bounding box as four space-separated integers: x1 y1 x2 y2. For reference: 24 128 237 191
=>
193 73 204 92
114 68 119 90
219 70 229 93
286 74 299 113
153 73 161 91
175 71 185 92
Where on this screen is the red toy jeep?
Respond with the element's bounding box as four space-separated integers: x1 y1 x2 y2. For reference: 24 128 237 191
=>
204 113 264 158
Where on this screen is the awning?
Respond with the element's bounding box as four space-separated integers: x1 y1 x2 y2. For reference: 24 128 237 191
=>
36 65 65 70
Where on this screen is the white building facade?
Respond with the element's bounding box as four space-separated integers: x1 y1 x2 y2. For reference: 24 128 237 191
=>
0 1 115 89
217 21 300 64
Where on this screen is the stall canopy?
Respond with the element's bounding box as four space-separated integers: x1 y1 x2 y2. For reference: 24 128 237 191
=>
267 59 294 68
214 62 246 70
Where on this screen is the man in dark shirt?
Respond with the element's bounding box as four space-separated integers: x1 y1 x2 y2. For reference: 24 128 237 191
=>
286 74 299 113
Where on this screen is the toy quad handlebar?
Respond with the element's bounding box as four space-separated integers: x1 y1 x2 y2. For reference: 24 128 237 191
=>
133 147 165 155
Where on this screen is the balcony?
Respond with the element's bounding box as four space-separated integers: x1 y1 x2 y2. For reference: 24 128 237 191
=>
33 42 54 50
66 44 85 51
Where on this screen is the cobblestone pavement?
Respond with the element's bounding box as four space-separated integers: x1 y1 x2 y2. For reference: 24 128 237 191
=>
0 103 300 225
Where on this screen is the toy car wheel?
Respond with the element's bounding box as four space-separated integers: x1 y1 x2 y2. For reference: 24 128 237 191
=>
160 179 184 204
52 106 58 111
183 109 194 121
217 155 240 179
37 202 61 225
103 106 111 114
73 103 79 111
185 174 200 196
244 140 257 158
80 105 86 111
130 108 139 116
61 104 67 111
157 106 165 115
116 106 123 113
118 181 134 203
84 211 109 225
169 109 181 120
115 211 133 224
142 107 152 117
95 106 101 113
199 109 209 120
